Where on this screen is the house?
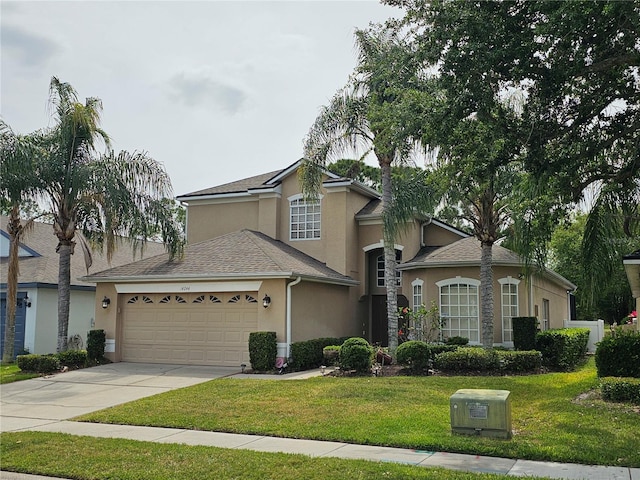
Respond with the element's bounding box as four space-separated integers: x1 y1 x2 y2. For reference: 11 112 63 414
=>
623 249 640 329
84 159 576 367
0 216 166 357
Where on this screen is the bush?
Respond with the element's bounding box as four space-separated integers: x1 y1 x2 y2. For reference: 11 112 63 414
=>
248 331 277 371
396 341 430 373
87 329 106 361
445 336 469 346
535 328 590 371
428 343 459 361
17 354 60 373
289 337 350 371
434 347 500 373
512 317 538 351
322 346 340 366
57 350 88 369
595 330 640 378
600 377 640 405
497 350 542 373
339 337 373 373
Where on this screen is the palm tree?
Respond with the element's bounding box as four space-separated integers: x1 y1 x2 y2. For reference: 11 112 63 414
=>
0 121 49 361
42 77 185 352
301 28 421 353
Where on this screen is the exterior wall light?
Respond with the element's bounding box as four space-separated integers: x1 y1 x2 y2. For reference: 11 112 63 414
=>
102 296 111 309
23 294 31 308
262 294 271 308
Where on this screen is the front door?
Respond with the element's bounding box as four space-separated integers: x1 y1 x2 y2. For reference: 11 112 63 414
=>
371 294 409 347
0 293 28 358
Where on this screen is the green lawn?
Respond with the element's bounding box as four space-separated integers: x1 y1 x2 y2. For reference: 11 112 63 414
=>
0 431 548 480
0 362 39 384
76 358 640 467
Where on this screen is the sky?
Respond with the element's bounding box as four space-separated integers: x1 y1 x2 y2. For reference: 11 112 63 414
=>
1 0 400 197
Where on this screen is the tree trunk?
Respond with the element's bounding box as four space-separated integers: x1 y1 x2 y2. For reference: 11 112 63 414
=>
380 159 399 353
57 241 73 353
480 241 494 348
2 209 21 362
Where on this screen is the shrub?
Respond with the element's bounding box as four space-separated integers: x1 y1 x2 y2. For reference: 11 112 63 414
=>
428 343 459 361
445 336 469 346
535 328 590 371
497 350 542 373
17 354 60 373
434 347 500 373
512 317 538 351
248 331 277 371
595 330 640 378
87 329 106 361
322 346 340 365
600 377 640 405
339 337 373 373
289 337 349 371
57 350 88 369
396 341 430 373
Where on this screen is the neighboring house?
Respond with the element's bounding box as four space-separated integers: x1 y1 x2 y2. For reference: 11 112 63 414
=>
623 249 640 330
0 216 166 357
85 159 576 367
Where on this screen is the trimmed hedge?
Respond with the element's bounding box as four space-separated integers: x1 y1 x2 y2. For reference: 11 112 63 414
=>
17 354 60 373
535 328 590 371
445 336 469 346
595 330 640 378
248 331 277 372
600 377 640 405
57 350 88 369
427 343 459 361
339 337 373 373
396 340 430 374
512 317 538 351
87 329 106 361
289 337 350 371
433 348 542 374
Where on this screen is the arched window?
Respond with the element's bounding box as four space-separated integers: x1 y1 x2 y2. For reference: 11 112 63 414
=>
289 194 321 240
436 277 480 343
411 278 424 312
499 277 520 344
376 252 401 287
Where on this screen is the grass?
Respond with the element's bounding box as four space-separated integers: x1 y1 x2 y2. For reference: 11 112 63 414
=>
75 358 640 467
0 431 548 480
0 362 39 384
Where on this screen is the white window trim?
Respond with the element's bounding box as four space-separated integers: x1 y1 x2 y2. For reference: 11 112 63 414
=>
499 277 520 345
411 278 424 312
288 193 322 241
436 277 480 344
376 252 402 287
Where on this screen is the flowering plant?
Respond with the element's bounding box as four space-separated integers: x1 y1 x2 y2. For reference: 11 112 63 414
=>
398 301 445 343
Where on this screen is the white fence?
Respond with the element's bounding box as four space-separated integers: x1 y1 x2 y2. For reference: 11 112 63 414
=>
563 319 605 353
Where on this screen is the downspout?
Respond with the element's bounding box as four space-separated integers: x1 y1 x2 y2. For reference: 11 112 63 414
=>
420 216 432 247
286 276 302 358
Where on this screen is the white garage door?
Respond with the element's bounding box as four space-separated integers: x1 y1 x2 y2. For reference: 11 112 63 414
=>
121 292 259 366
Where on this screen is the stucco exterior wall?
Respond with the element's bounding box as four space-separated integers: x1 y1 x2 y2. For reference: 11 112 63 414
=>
531 275 570 330
290 282 357 342
423 222 465 246
186 199 259 244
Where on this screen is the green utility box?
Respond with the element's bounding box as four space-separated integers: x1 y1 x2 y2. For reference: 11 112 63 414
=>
450 389 512 439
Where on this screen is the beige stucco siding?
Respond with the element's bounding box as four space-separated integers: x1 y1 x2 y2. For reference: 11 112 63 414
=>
531 275 570 330
186 199 259 244
290 282 357 342
423 223 465 246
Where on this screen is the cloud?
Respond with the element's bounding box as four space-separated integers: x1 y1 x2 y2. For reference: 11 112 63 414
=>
1 24 60 69
168 71 248 114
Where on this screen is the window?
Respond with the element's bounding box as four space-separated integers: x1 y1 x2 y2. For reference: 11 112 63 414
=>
542 299 550 331
412 279 424 313
289 195 321 240
499 278 520 343
376 252 401 287
436 278 480 343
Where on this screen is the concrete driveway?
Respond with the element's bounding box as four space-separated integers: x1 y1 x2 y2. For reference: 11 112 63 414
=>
0 363 240 433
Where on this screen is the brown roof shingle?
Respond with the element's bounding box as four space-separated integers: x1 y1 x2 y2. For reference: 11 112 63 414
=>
84 230 357 285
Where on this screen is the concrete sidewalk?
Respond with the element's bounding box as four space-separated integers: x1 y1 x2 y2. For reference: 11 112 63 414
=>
1 364 639 480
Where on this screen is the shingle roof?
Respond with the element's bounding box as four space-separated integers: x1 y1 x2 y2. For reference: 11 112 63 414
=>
0 216 167 287
402 236 522 267
177 170 284 197
83 229 358 285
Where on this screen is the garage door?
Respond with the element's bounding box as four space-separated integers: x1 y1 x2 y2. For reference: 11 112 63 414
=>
121 292 259 366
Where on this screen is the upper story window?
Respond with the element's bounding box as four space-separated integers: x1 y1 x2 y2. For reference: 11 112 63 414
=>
376 251 401 287
289 194 321 240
